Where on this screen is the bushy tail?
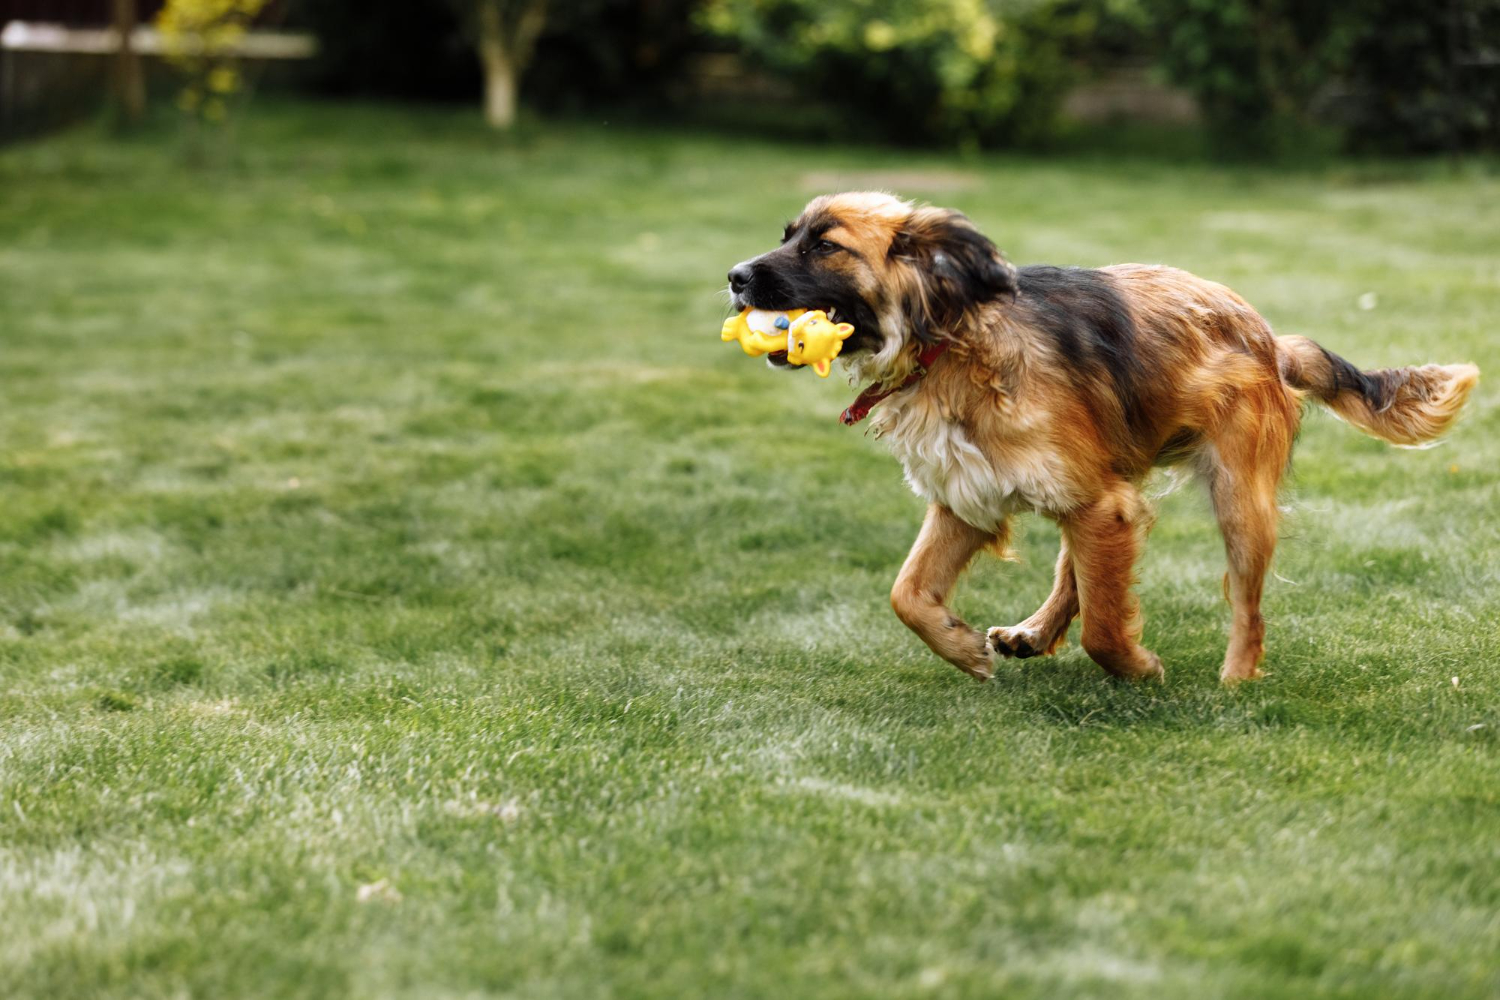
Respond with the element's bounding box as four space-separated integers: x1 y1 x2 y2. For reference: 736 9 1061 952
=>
1277 335 1479 446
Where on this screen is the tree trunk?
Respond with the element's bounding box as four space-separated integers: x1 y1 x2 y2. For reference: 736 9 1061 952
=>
477 1 517 129
481 43 517 129
112 0 146 125
472 0 547 129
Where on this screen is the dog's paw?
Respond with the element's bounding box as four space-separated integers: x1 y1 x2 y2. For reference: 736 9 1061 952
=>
970 645 996 681
957 632 995 682
1219 662 1264 685
988 625 1043 660
1133 650 1166 683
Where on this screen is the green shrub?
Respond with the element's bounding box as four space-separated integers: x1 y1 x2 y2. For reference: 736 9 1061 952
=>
1143 0 1353 155
698 0 1147 147
1340 0 1500 153
1145 0 1500 155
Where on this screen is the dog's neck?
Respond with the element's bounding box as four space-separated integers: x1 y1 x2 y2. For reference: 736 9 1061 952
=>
840 340 950 426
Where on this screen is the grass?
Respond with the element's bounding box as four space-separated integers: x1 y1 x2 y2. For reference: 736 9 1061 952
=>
1 100 1498 999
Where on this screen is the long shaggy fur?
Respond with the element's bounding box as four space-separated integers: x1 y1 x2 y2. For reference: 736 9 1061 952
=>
1277 335 1479 446
726 192 1479 683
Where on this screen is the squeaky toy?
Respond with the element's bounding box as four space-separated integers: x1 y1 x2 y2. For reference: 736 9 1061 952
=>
721 308 806 356
720 308 855 377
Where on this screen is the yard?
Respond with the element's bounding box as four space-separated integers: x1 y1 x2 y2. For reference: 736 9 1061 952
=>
1 102 1497 998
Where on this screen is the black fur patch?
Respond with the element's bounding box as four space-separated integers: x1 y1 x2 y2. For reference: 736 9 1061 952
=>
1014 266 1152 436
1155 427 1202 465
1320 345 1395 411
893 212 1018 340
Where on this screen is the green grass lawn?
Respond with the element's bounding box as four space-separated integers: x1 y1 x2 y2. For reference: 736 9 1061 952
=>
2 101 1498 999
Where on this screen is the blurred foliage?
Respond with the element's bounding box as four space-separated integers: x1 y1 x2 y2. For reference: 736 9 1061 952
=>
1145 0 1499 155
293 0 477 100
294 0 703 110
1144 0 1352 155
156 0 271 125
1339 0 1500 154
697 0 1147 147
284 0 1497 155
527 0 705 112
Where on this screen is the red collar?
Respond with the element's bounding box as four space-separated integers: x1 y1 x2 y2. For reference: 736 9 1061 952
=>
839 341 949 426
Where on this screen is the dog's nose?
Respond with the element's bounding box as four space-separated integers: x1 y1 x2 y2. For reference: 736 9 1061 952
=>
728 262 754 294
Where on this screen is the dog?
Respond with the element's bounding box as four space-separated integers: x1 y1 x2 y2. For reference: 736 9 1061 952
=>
725 192 1479 683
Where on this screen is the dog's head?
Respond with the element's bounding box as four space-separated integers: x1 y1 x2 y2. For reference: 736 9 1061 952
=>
726 192 1016 380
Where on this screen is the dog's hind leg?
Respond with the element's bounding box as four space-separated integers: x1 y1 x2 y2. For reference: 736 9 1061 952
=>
988 538 1078 659
1065 481 1164 681
891 504 1002 680
1204 394 1295 683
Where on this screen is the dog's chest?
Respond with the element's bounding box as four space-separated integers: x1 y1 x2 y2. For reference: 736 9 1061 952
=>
874 392 1074 531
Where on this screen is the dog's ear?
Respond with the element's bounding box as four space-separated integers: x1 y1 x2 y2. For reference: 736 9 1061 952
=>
892 207 1017 340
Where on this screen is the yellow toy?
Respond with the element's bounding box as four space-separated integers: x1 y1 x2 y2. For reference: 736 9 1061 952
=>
720 308 855 377
720 308 806 356
785 310 855 377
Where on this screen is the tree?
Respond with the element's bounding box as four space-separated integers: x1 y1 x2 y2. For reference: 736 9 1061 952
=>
112 0 146 126
156 0 270 126
451 0 549 128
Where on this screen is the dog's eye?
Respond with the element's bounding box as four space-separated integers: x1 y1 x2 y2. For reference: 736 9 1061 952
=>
812 239 840 256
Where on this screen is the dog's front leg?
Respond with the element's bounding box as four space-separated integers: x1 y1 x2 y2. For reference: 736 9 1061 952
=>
890 503 1001 680
989 537 1078 659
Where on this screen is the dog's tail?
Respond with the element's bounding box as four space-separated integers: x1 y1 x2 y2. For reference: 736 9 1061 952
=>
1276 335 1479 446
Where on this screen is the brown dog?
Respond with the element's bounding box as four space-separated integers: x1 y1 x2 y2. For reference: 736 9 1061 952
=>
726 192 1478 683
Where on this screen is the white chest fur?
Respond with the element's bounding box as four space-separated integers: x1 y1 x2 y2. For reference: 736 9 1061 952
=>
872 390 1077 531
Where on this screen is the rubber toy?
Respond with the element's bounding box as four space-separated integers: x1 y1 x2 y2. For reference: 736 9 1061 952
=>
721 308 806 356
785 310 855 377
720 308 855 376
